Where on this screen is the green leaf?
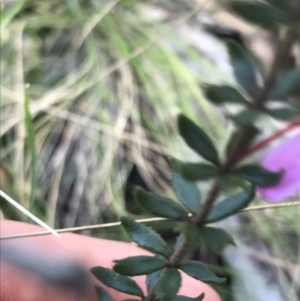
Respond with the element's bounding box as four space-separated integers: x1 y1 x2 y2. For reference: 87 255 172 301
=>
225 126 260 158
1 1 25 28
171 160 201 213
235 164 283 187
178 114 219 165
226 40 259 94
206 186 255 223
156 268 181 301
95 286 114 301
201 227 236 253
173 231 183 246
180 162 218 182
230 109 264 126
146 270 161 293
113 256 166 276
178 223 202 248
204 84 248 105
135 187 188 220
219 175 246 193
121 216 167 256
228 1 289 25
174 295 205 301
180 261 226 284
269 68 300 100
91 267 144 297
266 0 290 11
268 107 299 121
173 294 205 301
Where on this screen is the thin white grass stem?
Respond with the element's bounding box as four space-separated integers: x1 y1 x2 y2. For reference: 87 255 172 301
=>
1 201 299 240
0 190 60 238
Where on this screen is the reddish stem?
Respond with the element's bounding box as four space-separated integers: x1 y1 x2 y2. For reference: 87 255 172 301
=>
236 119 300 163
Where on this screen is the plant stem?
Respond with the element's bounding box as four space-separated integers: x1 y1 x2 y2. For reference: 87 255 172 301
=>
145 181 220 301
144 25 298 301
168 180 220 266
192 180 220 227
236 119 300 163
225 26 298 168
255 28 298 106
144 270 166 301
168 235 189 266
223 125 257 168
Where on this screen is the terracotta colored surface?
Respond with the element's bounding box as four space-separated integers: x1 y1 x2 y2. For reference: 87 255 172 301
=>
0 220 221 301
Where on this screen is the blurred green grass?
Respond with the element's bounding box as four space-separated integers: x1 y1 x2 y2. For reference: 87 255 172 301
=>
0 0 224 227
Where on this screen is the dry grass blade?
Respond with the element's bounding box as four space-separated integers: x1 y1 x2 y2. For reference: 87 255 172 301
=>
0 190 60 238
0 4 205 138
1 201 299 240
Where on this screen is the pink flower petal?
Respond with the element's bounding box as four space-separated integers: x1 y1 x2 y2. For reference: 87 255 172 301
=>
257 132 300 202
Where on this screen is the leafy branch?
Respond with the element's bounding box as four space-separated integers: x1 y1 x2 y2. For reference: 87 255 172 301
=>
91 1 300 301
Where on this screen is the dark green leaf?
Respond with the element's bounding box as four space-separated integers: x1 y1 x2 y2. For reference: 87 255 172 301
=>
122 299 141 301
135 187 188 220
171 159 201 213
180 162 218 182
226 40 259 94
204 84 248 105
174 233 186 251
178 223 202 248
178 114 219 165
156 268 181 301
228 1 289 25
268 107 299 121
1 1 25 28
201 227 236 253
266 0 290 11
230 109 264 126
121 216 167 256
95 286 114 301
173 293 205 301
225 126 260 158
91 267 143 297
113 256 166 276
206 186 255 223
174 295 204 301
180 261 226 284
146 270 161 293
219 175 246 193
235 164 283 187
269 68 300 100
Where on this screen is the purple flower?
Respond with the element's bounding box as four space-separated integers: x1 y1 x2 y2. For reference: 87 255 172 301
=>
257 132 300 202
